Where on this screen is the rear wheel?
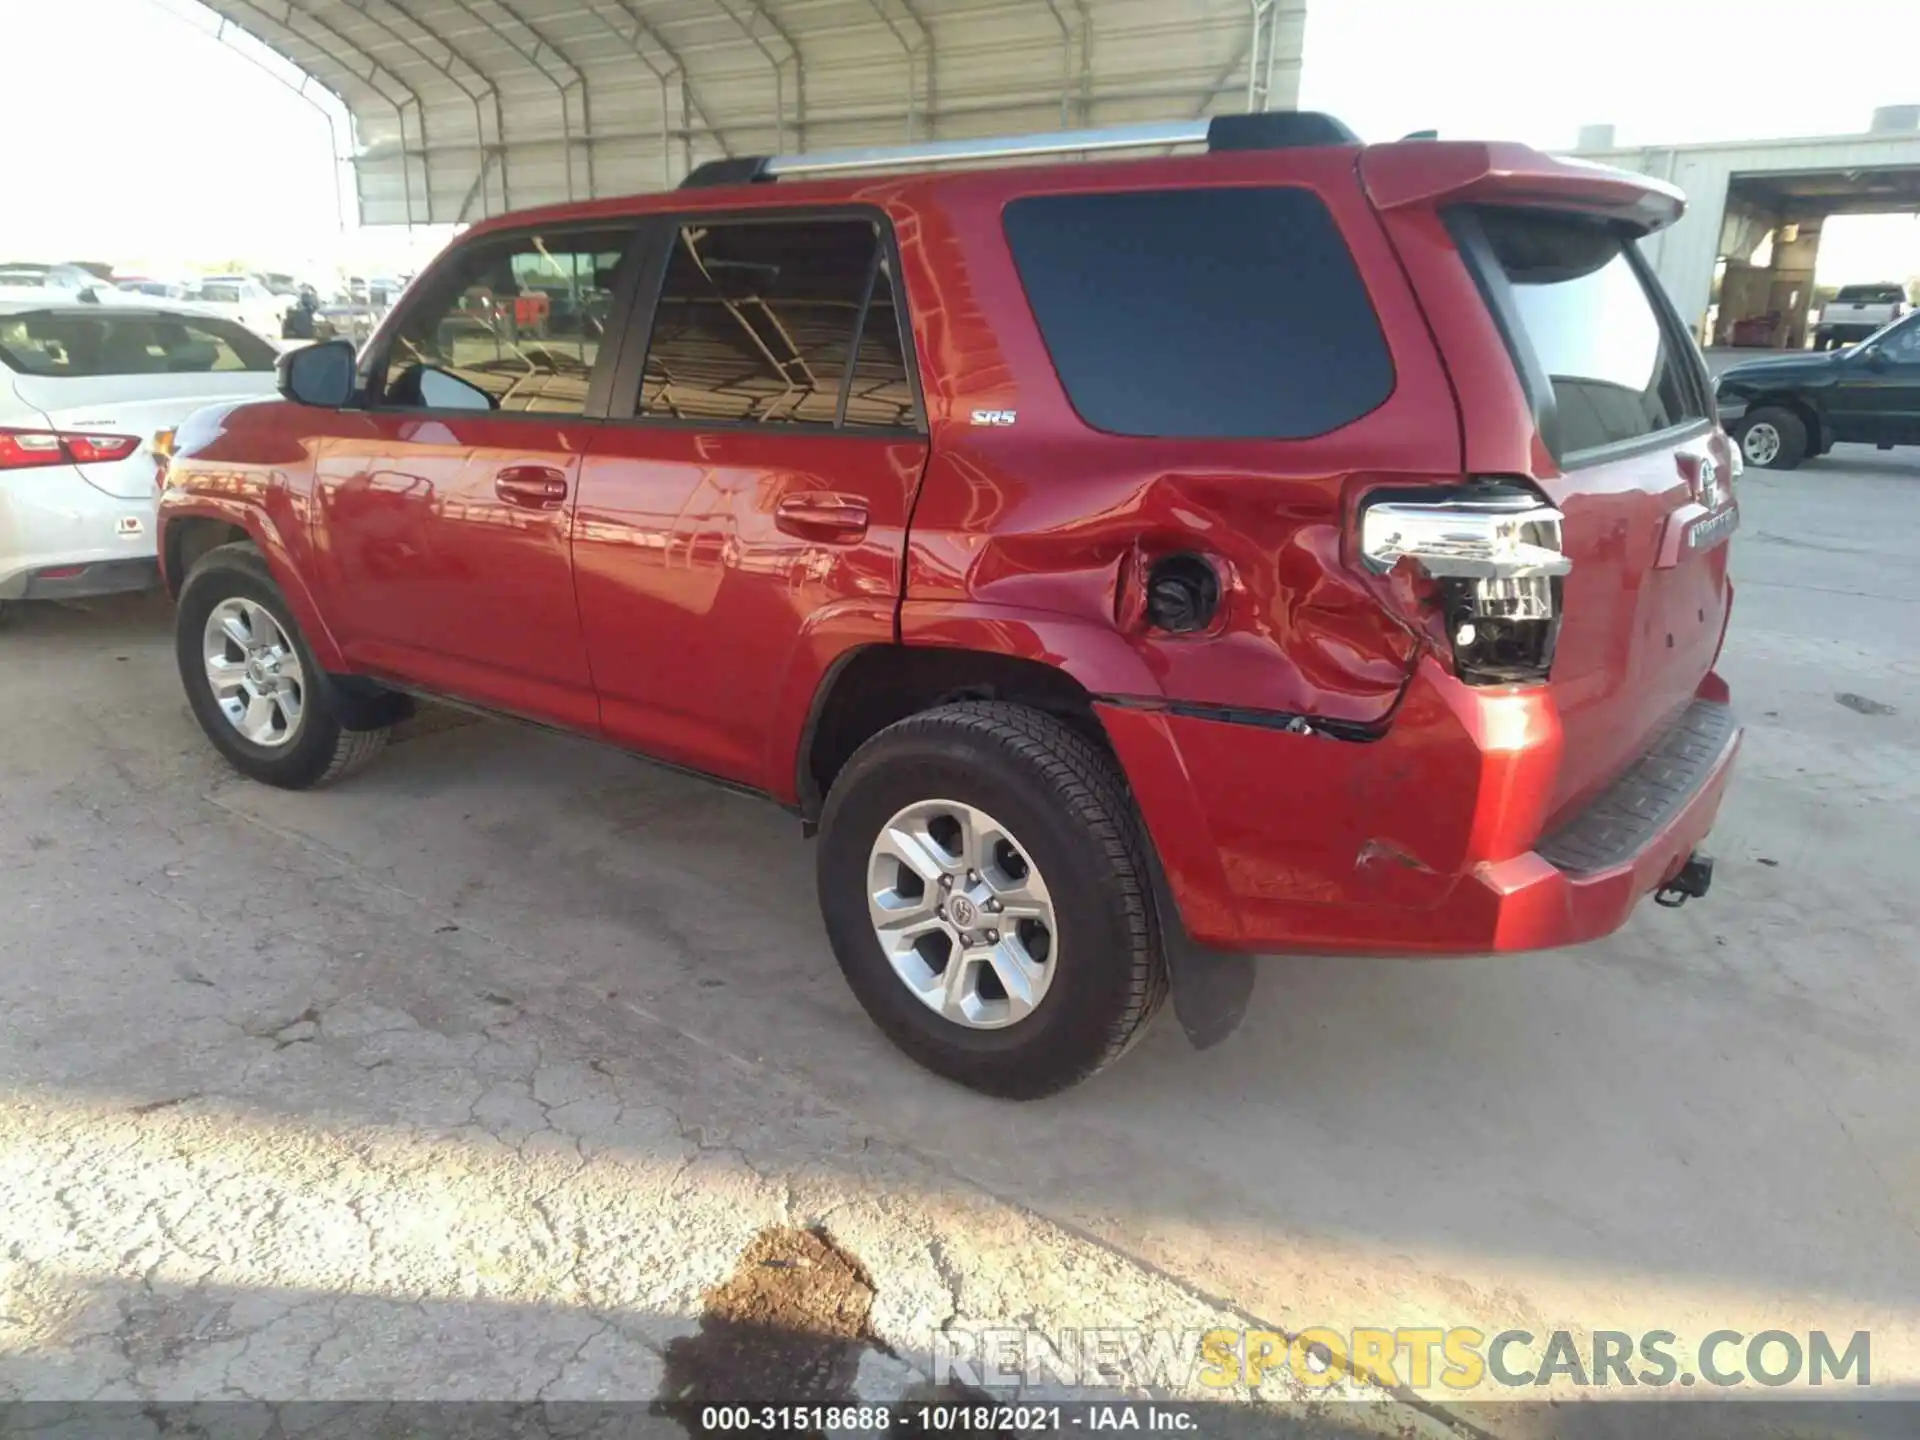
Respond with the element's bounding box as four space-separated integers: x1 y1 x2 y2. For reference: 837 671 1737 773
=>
817 701 1167 1099
1734 407 1807 470
176 542 389 789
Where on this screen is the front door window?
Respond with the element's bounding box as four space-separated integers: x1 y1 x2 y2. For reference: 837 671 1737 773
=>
377 230 632 414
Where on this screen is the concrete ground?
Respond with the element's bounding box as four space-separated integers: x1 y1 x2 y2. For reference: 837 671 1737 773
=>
1 446 1916 1428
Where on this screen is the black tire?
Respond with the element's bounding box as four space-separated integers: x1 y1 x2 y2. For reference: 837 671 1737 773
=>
175 542 389 789
1734 406 1807 470
817 701 1168 1099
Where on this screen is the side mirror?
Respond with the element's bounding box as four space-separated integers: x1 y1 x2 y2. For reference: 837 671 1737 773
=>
1861 347 1890 371
278 339 355 407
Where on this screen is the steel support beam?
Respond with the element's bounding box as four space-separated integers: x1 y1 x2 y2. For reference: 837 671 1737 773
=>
335 0 501 220
864 0 931 140
1245 0 1281 113
602 0 731 183
455 149 503 224
442 0 581 203
713 0 804 154
198 14 351 232
231 0 426 226
387 0 511 214
488 0 598 200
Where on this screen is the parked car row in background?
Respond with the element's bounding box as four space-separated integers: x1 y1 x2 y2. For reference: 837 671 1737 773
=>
0 261 415 345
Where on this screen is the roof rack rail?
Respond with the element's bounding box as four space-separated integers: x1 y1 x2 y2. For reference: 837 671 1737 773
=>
678 111 1360 188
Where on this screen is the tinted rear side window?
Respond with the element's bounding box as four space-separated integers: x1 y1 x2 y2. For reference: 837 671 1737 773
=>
638 217 915 430
1460 208 1706 462
1003 187 1394 440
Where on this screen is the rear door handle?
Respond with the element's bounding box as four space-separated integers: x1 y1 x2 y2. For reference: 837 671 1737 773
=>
494 464 569 511
775 493 869 542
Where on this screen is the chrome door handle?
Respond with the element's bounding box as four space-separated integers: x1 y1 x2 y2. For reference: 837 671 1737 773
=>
774 493 869 542
494 465 569 510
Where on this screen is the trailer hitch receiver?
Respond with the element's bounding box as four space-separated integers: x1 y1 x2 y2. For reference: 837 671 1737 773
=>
1654 852 1714 908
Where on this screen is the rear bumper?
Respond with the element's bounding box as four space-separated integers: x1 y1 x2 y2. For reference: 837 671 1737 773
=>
1 473 159 600
1099 661 1741 956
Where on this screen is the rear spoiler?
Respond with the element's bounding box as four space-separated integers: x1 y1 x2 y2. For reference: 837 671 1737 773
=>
1360 141 1685 235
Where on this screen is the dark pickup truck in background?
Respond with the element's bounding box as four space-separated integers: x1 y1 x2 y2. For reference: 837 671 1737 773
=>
1719 309 1920 468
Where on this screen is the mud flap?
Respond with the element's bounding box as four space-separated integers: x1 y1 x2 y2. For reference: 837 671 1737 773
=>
1144 849 1255 1050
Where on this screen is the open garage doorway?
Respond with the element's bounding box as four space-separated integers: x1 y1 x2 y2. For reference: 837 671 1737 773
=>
1708 164 1920 351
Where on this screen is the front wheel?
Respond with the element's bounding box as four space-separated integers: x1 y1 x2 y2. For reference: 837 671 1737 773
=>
176 542 389 789
817 701 1168 1099
1734 407 1808 470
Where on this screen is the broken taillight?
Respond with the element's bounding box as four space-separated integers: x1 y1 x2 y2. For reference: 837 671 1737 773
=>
1357 481 1570 684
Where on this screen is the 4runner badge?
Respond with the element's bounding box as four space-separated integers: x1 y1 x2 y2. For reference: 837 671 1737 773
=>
970 409 1017 427
1696 455 1728 510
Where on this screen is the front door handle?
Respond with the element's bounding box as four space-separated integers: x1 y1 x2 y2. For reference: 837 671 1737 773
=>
775 493 869 543
494 465 569 511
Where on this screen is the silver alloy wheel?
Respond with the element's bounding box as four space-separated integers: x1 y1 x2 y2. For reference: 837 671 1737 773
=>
202 597 307 749
1741 421 1782 467
867 798 1057 1030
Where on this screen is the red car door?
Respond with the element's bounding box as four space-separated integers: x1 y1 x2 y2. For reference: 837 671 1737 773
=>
574 213 927 790
310 224 638 730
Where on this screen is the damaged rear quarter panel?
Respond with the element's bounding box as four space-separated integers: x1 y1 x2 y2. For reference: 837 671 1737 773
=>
895 152 1466 728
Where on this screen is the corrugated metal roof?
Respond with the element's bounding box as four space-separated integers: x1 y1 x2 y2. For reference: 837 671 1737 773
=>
198 0 1306 225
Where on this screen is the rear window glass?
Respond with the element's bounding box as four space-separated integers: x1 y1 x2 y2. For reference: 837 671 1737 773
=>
1462 208 1706 461
0 312 278 376
1003 187 1394 440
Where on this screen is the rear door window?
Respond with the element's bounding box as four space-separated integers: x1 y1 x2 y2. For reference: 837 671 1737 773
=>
375 226 636 415
1002 187 1395 439
0 312 277 375
1456 207 1708 463
635 216 917 431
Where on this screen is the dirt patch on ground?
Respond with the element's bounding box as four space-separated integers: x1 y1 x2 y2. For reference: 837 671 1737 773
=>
657 1225 880 1422
1836 691 1898 717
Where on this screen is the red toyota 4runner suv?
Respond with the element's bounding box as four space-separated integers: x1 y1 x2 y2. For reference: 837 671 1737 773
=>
156 114 1742 1097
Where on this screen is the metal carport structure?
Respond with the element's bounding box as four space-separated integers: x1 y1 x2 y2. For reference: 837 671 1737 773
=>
185 0 1307 227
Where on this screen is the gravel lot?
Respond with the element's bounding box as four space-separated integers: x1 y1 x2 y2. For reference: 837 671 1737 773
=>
1 446 1915 1430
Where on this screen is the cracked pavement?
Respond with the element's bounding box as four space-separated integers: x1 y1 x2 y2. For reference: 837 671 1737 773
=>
1 449 1917 1430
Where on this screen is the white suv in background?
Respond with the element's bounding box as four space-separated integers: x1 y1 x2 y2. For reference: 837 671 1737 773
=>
183 276 288 340
1 301 279 616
